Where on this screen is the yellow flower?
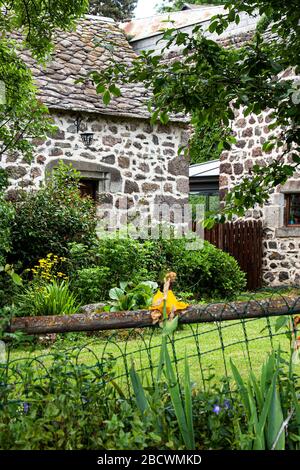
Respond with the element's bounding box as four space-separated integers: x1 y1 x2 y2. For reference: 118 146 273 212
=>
150 290 189 315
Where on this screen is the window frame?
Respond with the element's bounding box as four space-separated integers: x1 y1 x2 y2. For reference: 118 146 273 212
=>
284 193 300 227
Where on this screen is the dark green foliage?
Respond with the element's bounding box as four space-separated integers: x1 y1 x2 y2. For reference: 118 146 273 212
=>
69 236 246 301
0 40 54 163
94 0 300 223
0 350 240 450
0 352 176 450
10 163 97 268
89 0 137 21
152 238 246 299
189 119 233 164
0 275 16 309
0 169 14 267
0 1 88 162
70 267 111 304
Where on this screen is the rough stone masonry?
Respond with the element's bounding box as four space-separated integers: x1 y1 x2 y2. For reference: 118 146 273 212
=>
2 15 190 232
220 102 300 287
4 110 190 229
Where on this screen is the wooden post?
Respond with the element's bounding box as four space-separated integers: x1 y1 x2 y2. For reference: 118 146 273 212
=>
6 296 300 335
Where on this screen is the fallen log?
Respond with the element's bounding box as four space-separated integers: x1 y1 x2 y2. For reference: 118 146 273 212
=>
6 296 300 335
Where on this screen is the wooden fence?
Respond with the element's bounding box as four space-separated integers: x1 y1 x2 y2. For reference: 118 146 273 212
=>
204 220 263 290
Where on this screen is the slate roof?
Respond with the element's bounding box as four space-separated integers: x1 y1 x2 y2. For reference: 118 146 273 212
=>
19 16 154 120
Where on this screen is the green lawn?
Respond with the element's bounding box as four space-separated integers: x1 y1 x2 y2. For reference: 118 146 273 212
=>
8 314 298 391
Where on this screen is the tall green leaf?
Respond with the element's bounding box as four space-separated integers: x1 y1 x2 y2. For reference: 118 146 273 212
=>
267 380 285 450
163 343 194 450
184 354 195 449
129 363 149 415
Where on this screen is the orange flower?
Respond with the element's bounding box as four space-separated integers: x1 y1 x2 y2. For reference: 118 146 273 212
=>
150 290 189 316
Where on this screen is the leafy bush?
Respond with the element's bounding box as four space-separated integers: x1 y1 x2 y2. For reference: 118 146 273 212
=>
0 169 14 268
70 266 111 305
10 162 97 268
95 237 158 286
67 238 159 302
157 238 247 299
0 349 240 450
68 235 246 302
108 281 158 311
16 280 81 316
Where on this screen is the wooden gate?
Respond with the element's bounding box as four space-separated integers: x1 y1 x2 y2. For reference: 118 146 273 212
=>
204 220 263 290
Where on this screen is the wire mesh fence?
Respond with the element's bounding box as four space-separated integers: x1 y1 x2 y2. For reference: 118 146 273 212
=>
1 289 300 412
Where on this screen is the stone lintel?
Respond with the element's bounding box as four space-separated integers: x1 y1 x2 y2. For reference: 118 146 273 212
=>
45 158 122 192
275 227 300 238
280 181 300 193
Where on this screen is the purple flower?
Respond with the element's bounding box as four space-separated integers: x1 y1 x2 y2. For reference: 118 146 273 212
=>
23 402 29 414
213 404 221 414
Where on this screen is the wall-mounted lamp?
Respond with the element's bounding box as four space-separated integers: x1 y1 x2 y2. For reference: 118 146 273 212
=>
80 132 94 148
74 115 94 148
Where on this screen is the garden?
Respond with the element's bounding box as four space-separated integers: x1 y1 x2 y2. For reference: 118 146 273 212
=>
1 0 300 456
0 162 299 451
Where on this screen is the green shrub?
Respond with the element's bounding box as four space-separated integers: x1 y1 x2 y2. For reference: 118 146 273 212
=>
108 281 158 311
0 275 16 308
0 169 14 267
10 162 97 268
16 280 81 316
67 238 158 301
70 266 111 304
157 238 247 299
0 350 239 450
96 237 157 286
69 235 245 302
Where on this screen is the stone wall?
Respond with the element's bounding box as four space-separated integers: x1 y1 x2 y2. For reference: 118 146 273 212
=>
2 110 190 231
220 107 300 286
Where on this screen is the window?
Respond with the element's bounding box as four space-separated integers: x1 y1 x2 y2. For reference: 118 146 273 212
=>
285 193 300 226
79 179 98 201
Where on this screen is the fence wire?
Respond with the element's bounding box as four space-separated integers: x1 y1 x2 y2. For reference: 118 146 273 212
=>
1 288 300 410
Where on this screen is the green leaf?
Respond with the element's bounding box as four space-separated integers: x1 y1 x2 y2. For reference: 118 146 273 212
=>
208 21 219 33
159 111 170 125
230 359 251 417
266 377 285 450
96 83 106 94
119 281 128 291
102 90 111 106
130 363 149 415
109 84 121 97
163 343 194 449
275 316 289 332
184 354 195 449
162 316 179 337
109 287 124 300
11 272 22 286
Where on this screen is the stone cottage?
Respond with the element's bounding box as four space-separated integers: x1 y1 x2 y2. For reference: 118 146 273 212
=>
2 15 190 232
124 8 300 286
219 98 300 287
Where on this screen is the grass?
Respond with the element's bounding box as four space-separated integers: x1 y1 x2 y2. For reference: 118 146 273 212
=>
7 315 298 392
5 287 300 393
